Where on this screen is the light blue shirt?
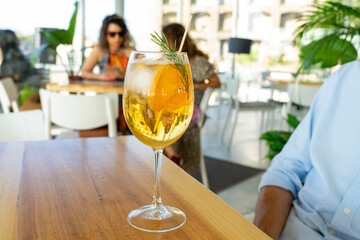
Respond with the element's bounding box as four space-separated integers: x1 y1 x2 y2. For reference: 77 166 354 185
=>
259 61 360 240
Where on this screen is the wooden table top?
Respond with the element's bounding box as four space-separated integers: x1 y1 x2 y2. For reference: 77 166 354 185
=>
46 80 123 94
0 136 271 240
268 78 324 86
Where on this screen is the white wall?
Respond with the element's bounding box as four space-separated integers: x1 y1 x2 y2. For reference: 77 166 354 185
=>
125 0 163 51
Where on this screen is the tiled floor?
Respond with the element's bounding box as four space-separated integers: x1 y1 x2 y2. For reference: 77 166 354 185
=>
200 84 286 222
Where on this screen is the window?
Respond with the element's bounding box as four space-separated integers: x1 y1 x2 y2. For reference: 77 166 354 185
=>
163 13 177 26
194 39 208 53
85 0 115 41
220 39 229 58
280 12 301 28
218 12 232 32
191 13 211 32
249 12 270 32
0 0 76 37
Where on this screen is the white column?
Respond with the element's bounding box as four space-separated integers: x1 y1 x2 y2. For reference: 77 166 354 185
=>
231 0 239 37
125 0 162 50
177 0 183 23
231 0 239 79
80 0 86 64
115 0 124 17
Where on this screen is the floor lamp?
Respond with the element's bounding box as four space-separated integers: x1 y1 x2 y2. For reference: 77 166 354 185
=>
221 37 255 148
224 38 275 153
228 37 252 80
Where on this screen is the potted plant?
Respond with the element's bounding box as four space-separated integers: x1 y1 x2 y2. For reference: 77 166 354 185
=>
261 1 360 160
32 1 80 80
294 1 360 71
260 114 300 160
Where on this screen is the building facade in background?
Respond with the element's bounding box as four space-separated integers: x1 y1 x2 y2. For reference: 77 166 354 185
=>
162 0 313 74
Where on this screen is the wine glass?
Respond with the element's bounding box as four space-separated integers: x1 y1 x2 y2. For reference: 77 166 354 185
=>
123 51 194 232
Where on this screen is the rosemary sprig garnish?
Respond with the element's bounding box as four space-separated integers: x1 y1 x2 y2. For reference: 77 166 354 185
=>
150 31 190 98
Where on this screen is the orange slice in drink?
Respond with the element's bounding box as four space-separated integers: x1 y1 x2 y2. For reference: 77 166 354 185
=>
148 64 190 112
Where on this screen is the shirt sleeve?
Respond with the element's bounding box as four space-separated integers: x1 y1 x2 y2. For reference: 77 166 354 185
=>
259 112 314 198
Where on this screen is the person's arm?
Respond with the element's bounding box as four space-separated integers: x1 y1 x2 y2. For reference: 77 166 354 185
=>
254 186 294 240
81 47 114 81
253 83 319 238
123 47 136 57
194 73 221 91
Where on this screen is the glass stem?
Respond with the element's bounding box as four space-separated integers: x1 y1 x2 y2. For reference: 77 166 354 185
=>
152 149 163 209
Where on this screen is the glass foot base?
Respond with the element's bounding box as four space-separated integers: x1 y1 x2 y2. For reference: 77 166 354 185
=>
128 205 186 232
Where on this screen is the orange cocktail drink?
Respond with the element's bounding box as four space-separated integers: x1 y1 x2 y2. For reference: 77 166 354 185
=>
123 53 193 149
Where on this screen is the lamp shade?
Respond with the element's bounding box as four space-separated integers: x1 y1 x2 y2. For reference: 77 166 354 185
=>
228 38 252 54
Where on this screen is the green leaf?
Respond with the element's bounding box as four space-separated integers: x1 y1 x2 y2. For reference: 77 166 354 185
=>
260 130 293 161
287 114 300 129
40 1 78 49
67 1 78 38
268 141 286 151
259 131 280 141
41 30 71 49
294 1 360 70
30 1 78 74
28 43 49 65
265 150 280 161
260 131 292 142
300 35 357 69
294 1 360 44
18 84 38 106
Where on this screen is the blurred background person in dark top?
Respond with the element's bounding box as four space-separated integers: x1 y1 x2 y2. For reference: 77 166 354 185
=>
0 29 38 83
162 23 221 174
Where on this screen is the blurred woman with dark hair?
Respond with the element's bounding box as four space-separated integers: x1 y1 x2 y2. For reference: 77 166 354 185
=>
82 14 135 81
162 23 221 174
0 29 36 82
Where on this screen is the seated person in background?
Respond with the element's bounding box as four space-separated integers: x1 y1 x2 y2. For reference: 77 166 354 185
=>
81 14 135 81
162 23 221 174
254 61 360 240
0 30 37 82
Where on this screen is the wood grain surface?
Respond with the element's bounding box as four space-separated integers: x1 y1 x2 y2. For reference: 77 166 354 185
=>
0 143 25 239
46 81 123 95
19 93 41 111
268 79 323 86
1 136 271 239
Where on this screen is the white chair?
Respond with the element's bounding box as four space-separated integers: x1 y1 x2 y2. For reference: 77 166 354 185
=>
0 110 46 142
285 82 322 119
198 87 214 188
221 76 276 149
0 77 19 114
268 72 294 102
39 89 119 139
